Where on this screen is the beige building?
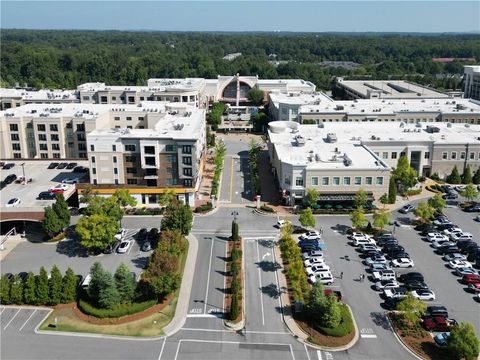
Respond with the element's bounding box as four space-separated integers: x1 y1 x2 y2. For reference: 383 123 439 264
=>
464 65 480 101
0 88 79 110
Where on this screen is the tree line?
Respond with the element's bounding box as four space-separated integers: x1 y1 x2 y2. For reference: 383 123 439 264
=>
1 30 479 90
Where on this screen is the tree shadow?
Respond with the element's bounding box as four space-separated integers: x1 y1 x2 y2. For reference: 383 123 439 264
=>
216 255 230 262
215 270 229 277
258 238 275 248
255 260 282 272
131 256 149 270
56 238 88 258
370 312 392 331
331 224 351 235
215 287 231 294
275 304 292 315
260 283 282 299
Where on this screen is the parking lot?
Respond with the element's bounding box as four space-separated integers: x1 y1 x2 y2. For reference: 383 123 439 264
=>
0 160 89 209
0 306 50 334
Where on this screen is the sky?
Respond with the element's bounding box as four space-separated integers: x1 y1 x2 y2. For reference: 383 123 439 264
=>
1 1 479 33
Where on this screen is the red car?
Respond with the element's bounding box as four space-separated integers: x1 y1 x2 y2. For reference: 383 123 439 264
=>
462 274 480 284
423 316 458 332
324 289 342 302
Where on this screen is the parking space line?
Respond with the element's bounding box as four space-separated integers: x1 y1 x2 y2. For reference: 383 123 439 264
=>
256 240 266 326
203 237 214 314
0 307 5 315
157 337 166 360
304 343 311 360
317 350 322 360
3 308 21 330
18 309 37 332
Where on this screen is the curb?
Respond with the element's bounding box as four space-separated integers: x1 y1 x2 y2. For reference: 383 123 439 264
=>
385 313 425 360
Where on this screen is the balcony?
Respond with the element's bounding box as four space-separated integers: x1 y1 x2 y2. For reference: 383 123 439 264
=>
144 168 158 180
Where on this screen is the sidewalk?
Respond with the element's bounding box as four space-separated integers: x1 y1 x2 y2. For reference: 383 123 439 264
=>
375 179 436 212
0 235 25 261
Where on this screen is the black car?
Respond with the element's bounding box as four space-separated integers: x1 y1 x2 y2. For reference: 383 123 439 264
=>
383 244 405 253
404 281 429 291
435 246 460 255
425 305 448 318
18 272 28 281
141 241 152 252
48 162 59 169
136 228 148 241
464 204 480 213
420 225 438 236
37 191 56 200
66 162 78 169
362 249 383 258
442 192 458 200
398 272 424 283
376 236 397 246
3 163 15 169
466 250 480 262
388 251 410 260
3 273 14 280
383 297 401 310
436 223 457 231
57 162 68 169
3 174 17 185
148 228 159 246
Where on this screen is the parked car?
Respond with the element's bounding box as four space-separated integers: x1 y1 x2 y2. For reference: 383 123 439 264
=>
435 245 460 255
66 162 78 169
62 177 80 184
420 224 437 236
3 174 17 185
448 260 472 269
431 240 455 249
383 297 401 310
49 183 70 193
117 240 132 254
464 204 480 213
114 228 126 240
324 289 342 302
103 240 121 254
305 263 331 276
443 227 462 236
300 230 321 241
373 269 396 281
387 251 410 260
399 204 415 214
474 215 480 222
462 274 480 284
136 228 148 241
57 162 68 169
308 271 334 285
454 267 478 277
141 241 152 252
374 279 400 291
298 239 319 248
37 191 56 200
423 316 457 332
47 162 59 169
434 332 450 347
449 232 473 242
364 254 387 265
426 233 449 242
304 257 326 268
369 263 392 272
300 243 322 252
3 163 15 169
443 253 467 262
391 257 414 268
276 219 288 228
302 250 323 261
411 289 436 301
81 274 92 290
435 223 457 231
359 243 381 253
5 198 21 207
425 305 449 318
72 166 89 173
398 272 424 283
442 193 458 200
468 282 480 293
404 281 429 291
383 286 408 299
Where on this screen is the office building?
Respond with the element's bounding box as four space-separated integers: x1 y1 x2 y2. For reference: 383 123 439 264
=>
464 65 480 100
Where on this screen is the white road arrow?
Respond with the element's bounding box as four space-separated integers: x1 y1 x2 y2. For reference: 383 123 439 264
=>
262 252 271 260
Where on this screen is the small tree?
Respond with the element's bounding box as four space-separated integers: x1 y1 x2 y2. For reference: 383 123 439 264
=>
229 293 240 320
388 177 397 204
114 263 136 302
379 193 389 208
231 221 240 241
52 194 70 229
393 155 417 191
42 206 62 237
414 201 435 223
460 184 479 202
159 189 177 207
36 266 49 305
98 275 121 309
10 275 24 304
447 322 480 360
61 267 78 303
446 165 461 184
373 209 391 230
304 188 319 208
322 294 341 328
246 88 265 106
354 189 368 209
473 167 480 185
397 293 426 324
351 207 368 229
428 193 446 214
77 214 119 252
80 185 98 204
299 207 316 228
461 165 473 184
112 189 137 207
48 265 63 305
161 199 193 235
0 275 11 304
23 272 37 305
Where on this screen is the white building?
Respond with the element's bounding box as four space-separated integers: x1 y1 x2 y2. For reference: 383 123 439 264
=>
464 65 480 101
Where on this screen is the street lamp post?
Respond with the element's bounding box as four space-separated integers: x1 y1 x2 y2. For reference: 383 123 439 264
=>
21 163 26 185
231 211 239 223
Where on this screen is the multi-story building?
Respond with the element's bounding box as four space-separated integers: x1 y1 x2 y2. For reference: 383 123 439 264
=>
464 65 480 101
0 88 79 110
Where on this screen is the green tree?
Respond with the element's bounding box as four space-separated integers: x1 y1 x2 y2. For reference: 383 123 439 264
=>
246 88 265 106
231 221 240 241
305 282 341 328
114 263 136 302
379 193 389 208
36 266 49 305
0 275 11 304
299 207 316 228
146 272 180 299
10 275 24 304
98 274 120 309
112 189 137 207
350 207 368 229
161 199 193 235
354 189 368 208
79 185 98 204
48 265 63 305
322 293 342 328
388 177 397 204
159 189 177 207
304 188 319 208
52 194 70 229
473 167 480 185
251 111 268 132
397 293 426 324
414 201 435 223
392 155 417 191
446 165 461 184
460 184 479 202
447 322 480 360
42 206 62 237
23 272 37 305
61 267 78 303
76 214 119 252
461 165 473 184
372 209 391 230
428 193 446 214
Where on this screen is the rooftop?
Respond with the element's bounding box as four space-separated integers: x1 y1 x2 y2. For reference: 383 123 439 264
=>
268 91 333 107
0 88 78 101
77 78 205 93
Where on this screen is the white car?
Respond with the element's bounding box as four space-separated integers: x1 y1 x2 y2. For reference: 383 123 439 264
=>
359 244 381 253
426 233 449 242
114 228 126 240
431 240 455 249
5 198 21 207
369 263 392 272
374 279 399 291
305 263 331 276
62 177 80 184
443 227 462 236
276 219 289 228
443 253 467 262
373 269 396 281
411 289 436 301
448 260 473 269
304 256 325 268
364 255 387 266
48 183 70 192
308 271 334 285
450 232 473 242
300 232 321 241
391 258 414 268
302 250 323 261
454 267 479 277
116 240 132 254
383 287 408 299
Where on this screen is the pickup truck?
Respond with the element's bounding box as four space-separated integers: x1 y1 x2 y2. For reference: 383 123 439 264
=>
423 316 458 332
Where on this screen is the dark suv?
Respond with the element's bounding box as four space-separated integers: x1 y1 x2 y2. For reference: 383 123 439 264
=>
399 272 424 283
435 246 460 255
3 174 17 185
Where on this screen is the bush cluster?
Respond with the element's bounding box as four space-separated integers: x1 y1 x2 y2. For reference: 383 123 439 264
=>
315 304 354 337
208 102 226 131
248 142 261 196
78 298 157 318
406 188 422 196
211 143 226 197
132 207 164 215
259 205 275 213
228 225 242 321
426 184 445 193
194 202 213 213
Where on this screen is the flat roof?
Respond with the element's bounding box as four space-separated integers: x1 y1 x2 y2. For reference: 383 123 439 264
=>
269 92 333 107
268 122 389 170
0 88 78 101
77 78 205 93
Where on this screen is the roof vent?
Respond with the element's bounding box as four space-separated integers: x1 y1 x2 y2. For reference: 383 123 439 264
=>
326 133 337 143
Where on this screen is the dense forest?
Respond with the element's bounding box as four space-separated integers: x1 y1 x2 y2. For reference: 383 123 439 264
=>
1 30 479 91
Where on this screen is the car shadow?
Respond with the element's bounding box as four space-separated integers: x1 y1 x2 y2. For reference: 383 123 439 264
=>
255 260 282 272
260 283 282 299
56 238 88 258
258 238 275 248
331 224 351 235
370 312 392 331
131 256 149 270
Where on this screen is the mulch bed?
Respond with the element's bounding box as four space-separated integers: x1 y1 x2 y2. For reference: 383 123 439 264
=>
57 295 173 325
224 237 244 323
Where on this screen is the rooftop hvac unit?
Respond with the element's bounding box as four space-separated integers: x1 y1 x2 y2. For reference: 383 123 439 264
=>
343 153 352 167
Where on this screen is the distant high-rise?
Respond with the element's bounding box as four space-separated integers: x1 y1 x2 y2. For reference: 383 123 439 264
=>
464 65 480 100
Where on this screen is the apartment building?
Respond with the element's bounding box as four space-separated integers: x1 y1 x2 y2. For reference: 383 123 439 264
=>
464 65 480 101
0 88 79 110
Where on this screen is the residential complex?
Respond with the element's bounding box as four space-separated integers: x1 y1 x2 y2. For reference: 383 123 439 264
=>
0 88 79 110
464 65 480 101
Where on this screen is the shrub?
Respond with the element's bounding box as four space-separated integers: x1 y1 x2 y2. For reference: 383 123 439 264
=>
194 202 213 213
417 176 426 183
260 205 275 213
78 298 157 318
316 304 354 337
48 232 66 243
134 207 164 215
229 293 240 321
231 275 240 295
230 261 239 276
430 173 441 181
406 188 422 196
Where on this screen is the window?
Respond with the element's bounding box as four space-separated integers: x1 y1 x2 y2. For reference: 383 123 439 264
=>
27 123 33 129
442 152 448 160
391 152 397 159
184 179 193 187
114 168 118 174
140 97 145 101
100 96 107 103
50 124 58 132
91 156 96 163
322 177 329 186
115 179 119 185
52 144 60 151
126 116 132 121
113 156 117 163
76 124 85 131
12 143 20 151
127 179 137 185
51 134 59 141
112 96 117 101
460 152 466 160
53 153 60 159
120 96 125 102
311 177 319 186
39 144 47 150
38 134 47 141
126 96 134 103
13 153 22 159
114 116 120 121
343 177 351 185
400 152 406 157
112 145 116 151
127 126 132 129
183 168 192 176
138 117 144 121
354 177 362 185
40 153 48 159
126 155 136 162
145 157 156 166
165 145 175 152
66 123 72 129
167 167 173 174
182 156 192 165
470 152 475 160
126 167 137 174
77 134 86 142
10 124 18 131
92 168 96 175
365 177 373 185
295 177 304 186
424 152 430 159
167 155 177 163
144 146 155 154
90 144 95 151
79 152 87 158
376 177 384 185
382 152 388 159
37 124 46 132
451 152 457 160
333 177 340 186
125 145 136 152
11 134 19 141
82 96 90 101
78 143 87 151
374 152 379 156
93 180 97 185
182 145 192 154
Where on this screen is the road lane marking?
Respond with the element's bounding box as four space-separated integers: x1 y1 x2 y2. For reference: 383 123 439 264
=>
256 240 265 326
203 237 214 314
317 350 322 360
157 337 166 360
3 308 21 330
272 238 284 317
18 309 37 332
181 327 289 334
223 237 227 314
304 343 311 360
360 334 378 338
262 252 271 260
186 314 221 318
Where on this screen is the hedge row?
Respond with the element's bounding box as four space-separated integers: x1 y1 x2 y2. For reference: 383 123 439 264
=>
260 205 275 213
406 188 422 196
78 298 157 318
211 143 226 197
248 144 261 196
194 202 213 213
316 304 354 337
